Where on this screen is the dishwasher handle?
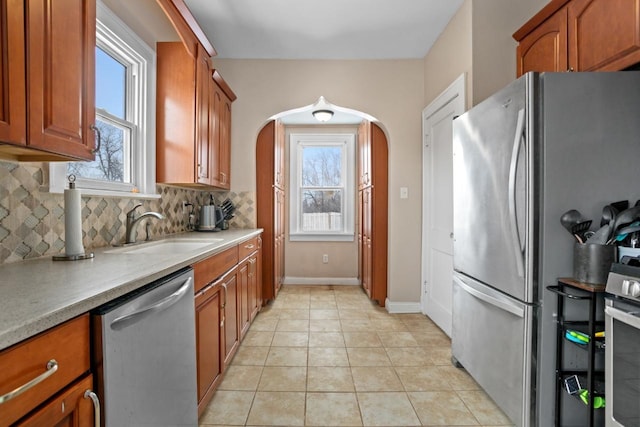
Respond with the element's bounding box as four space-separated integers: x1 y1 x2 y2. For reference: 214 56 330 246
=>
110 277 193 330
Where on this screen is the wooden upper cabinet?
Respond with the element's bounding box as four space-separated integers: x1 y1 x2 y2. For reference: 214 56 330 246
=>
514 0 640 76
274 120 285 188
0 0 96 162
196 44 212 185
156 43 235 188
516 8 568 76
211 71 235 190
357 120 371 190
568 0 640 71
0 0 26 147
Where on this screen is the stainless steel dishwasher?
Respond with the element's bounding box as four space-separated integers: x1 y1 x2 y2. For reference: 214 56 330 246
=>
92 267 197 426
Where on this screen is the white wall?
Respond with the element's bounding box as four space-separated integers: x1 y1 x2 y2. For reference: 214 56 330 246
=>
214 59 425 303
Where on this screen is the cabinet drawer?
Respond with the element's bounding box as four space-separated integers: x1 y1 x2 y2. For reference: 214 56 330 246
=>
238 236 259 260
0 314 90 426
193 246 239 293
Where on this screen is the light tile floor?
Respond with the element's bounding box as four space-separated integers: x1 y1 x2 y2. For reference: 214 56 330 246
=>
199 285 514 427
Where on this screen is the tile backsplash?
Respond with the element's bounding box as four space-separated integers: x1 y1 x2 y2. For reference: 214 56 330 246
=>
0 161 255 264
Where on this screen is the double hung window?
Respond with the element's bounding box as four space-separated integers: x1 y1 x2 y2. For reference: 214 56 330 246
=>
289 133 355 241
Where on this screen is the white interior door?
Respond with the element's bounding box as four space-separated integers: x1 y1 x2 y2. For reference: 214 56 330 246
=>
421 74 465 337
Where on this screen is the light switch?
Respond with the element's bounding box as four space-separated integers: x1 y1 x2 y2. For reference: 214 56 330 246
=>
400 187 408 199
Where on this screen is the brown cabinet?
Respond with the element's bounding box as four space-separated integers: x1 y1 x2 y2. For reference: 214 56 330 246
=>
238 236 262 339
194 280 223 416
221 271 239 367
16 375 96 427
0 0 26 147
515 0 640 76
257 120 286 303
0 315 97 427
0 0 96 162
516 7 568 75
192 234 261 415
156 43 235 188
357 122 388 306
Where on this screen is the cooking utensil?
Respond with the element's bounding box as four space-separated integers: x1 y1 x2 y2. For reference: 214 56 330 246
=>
600 204 618 227
571 220 592 240
614 222 640 241
561 209 585 236
611 200 629 213
609 206 640 243
585 224 611 245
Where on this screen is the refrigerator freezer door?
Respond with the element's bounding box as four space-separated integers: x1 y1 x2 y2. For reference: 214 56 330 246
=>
452 74 533 302
452 272 534 427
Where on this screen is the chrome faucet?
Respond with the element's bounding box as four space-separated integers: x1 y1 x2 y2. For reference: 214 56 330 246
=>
125 204 164 244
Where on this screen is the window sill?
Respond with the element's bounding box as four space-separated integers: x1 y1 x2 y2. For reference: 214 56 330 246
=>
43 185 161 200
289 233 355 242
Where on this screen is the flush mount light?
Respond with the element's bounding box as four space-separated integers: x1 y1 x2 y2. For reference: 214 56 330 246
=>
312 109 334 122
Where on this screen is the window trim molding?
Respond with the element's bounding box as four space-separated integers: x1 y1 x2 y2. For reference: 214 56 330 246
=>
289 133 355 242
48 0 158 199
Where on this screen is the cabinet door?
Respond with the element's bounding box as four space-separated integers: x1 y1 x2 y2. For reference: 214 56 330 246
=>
249 253 261 321
17 375 97 427
274 120 285 188
222 273 239 367
238 259 250 339
357 120 371 189
516 8 568 76
218 94 232 189
0 0 26 146
196 44 211 185
195 285 223 415
568 0 640 71
26 0 96 160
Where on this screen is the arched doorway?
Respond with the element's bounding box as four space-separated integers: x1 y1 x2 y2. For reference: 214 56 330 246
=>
256 98 388 307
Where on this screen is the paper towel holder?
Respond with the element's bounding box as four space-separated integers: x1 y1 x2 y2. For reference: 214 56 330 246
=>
53 175 95 261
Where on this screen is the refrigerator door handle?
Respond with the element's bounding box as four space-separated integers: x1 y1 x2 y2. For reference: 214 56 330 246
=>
508 108 526 278
454 275 525 318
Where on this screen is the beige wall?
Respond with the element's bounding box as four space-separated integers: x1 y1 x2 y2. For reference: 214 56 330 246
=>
423 1 473 109
471 0 548 105
283 126 359 282
214 59 425 303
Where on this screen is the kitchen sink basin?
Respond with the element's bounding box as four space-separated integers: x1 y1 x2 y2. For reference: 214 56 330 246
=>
105 238 224 255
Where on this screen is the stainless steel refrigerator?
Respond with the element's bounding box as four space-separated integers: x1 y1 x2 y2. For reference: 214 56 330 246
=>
451 71 640 427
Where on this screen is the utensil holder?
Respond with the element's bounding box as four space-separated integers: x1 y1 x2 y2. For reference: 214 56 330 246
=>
573 243 616 285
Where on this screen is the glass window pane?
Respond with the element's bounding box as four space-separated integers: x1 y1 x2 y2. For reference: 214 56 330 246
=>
68 119 128 182
96 47 126 119
301 189 342 232
302 146 342 186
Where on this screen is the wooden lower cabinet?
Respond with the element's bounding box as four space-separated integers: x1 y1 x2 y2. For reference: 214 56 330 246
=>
192 233 263 416
195 282 223 416
0 314 99 427
222 271 239 368
16 374 97 427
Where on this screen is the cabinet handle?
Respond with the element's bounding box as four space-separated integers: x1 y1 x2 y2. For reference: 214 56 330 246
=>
0 359 58 404
245 244 255 249
90 124 101 154
84 390 101 427
567 67 575 72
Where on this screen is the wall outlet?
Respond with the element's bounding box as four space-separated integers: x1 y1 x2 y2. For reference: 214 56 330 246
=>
322 254 329 264
400 187 408 199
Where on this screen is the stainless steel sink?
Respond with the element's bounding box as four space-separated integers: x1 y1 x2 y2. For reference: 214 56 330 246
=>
105 238 223 255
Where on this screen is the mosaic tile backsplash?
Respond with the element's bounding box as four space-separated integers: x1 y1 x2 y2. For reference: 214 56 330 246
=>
0 161 256 264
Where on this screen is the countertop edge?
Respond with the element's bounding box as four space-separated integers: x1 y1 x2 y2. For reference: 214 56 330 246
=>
0 229 263 351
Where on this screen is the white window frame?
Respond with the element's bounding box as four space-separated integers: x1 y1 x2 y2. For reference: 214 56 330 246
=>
289 133 355 242
49 0 157 198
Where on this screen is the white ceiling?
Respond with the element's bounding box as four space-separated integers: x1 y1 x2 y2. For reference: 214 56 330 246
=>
182 0 464 60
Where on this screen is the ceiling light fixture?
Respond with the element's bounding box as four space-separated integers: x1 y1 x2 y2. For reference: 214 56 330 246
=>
312 109 334 122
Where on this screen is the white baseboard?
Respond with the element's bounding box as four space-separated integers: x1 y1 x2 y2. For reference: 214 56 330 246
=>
283 277 360 286
385 299 422 314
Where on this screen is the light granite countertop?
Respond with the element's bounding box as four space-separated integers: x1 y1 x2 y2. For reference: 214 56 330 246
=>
0 229 262 351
